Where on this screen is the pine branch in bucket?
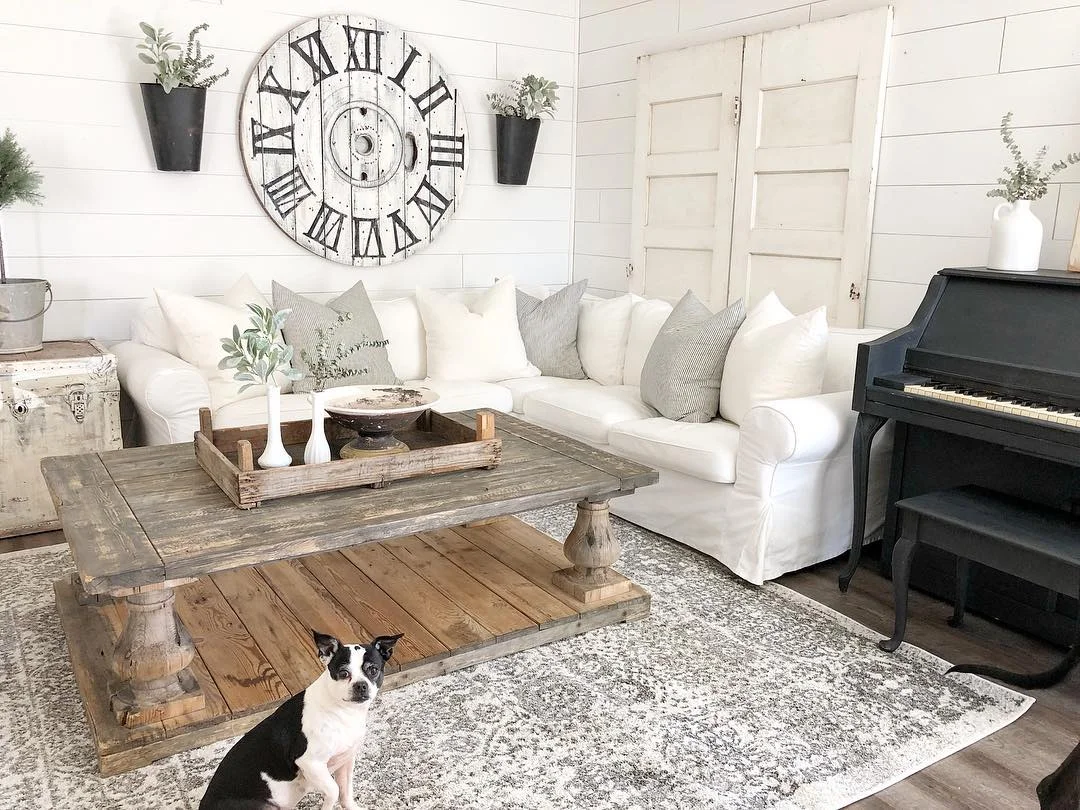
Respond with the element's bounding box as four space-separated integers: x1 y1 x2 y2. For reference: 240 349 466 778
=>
0 129 44 284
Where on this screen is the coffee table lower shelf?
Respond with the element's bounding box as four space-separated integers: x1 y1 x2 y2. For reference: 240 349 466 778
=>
55 516 650 776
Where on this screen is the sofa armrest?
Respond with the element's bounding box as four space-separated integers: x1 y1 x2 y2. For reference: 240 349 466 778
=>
737 390 856 468
112 341 209 446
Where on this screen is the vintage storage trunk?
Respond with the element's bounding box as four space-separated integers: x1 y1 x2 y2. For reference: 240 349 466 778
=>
0 340 122 537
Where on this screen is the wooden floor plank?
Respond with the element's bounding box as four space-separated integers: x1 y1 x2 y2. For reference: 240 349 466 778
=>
340 543 495 652
300 551 450 666
383 534 536 640
419 527 577 628
496 516 569 568
174 578 290 715
256 559 384 666
211 567 322 695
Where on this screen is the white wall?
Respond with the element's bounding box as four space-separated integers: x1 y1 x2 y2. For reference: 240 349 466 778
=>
0 0 577 342
574 0 1080 327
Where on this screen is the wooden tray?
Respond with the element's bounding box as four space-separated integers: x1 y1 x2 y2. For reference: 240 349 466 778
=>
194 407 501 509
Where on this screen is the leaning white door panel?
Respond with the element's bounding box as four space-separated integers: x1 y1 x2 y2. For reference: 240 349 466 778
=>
729 7 892 326
630 39 743 307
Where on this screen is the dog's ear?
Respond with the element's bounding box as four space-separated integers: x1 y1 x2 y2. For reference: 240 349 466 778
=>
312 631 340 663
373 633 404 662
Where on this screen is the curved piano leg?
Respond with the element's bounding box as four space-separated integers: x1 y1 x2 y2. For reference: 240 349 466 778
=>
839 412 889 593
879 534 918 653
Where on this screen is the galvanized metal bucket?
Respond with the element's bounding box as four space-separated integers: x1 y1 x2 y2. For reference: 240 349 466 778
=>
0 278 53 354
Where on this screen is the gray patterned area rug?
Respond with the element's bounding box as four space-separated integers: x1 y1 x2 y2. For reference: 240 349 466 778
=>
0 506 1030 810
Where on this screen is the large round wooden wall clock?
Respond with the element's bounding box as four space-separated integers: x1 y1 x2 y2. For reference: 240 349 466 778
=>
239 15 468 266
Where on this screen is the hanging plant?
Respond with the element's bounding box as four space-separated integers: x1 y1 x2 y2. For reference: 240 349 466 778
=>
485 74 560 185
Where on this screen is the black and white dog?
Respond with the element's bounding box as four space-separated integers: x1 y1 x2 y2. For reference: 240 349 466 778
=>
199 631 402 810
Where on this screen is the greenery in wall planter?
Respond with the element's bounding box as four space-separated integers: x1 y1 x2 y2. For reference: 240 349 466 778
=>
136 22 229 172
486 75 559 185
0 130 51 354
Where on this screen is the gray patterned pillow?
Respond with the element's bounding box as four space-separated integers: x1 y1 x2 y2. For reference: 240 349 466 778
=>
516 279 587 379
640 292 745 422
272 280 399 394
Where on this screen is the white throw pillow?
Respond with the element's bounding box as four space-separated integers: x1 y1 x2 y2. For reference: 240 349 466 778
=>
577 294 636 386
222 273 270 311
373 297 427 381
623 298 674 388
155 288 292 411
415 277 539 382
718 292 829 425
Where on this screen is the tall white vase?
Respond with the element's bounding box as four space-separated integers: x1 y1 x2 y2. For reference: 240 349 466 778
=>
987 199 1043 272
259 384 292 469
304 390 332 465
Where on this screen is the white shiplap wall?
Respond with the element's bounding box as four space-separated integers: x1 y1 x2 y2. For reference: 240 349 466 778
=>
0 0 577 342
574 0 1080 327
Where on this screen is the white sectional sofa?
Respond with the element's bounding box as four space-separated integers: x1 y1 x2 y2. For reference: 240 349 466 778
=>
113 288 891 585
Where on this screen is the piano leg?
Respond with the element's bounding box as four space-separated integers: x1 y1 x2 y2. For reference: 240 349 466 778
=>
839 412 889 592
879 533 918 653
948 557 970 628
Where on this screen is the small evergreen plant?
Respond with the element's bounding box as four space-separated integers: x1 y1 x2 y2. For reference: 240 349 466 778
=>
0 129 44 284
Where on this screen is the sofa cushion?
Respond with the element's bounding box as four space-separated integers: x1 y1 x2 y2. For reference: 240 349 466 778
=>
623 298 672 388
609 418 740 483
404 379 512 413
373 297 426 382
500 376 600 413
214 393 312 429
640 292 745 423
522 384 657 445
415 278 539 382
577 294 635 386
719 292 829 425
516 280 587 379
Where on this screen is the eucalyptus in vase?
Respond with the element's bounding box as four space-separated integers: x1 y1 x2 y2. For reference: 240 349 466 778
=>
299 312 388 464
219 305 302 469
987 112 1080 272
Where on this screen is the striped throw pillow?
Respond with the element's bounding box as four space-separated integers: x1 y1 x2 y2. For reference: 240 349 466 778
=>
516 279 587 379
640 292 745 422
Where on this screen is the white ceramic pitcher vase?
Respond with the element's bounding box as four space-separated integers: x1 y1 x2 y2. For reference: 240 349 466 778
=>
987 200 1042 272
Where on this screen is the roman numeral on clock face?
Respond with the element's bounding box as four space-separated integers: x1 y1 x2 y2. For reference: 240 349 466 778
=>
343 25 383 73
409 177 453 231
290 30 338 84
250 119 294 157
412 78 453 119
388 210 421 254
429 134 466 169
352 217 385 260
258 66 309 113
263 166 313 218
304 202 346 252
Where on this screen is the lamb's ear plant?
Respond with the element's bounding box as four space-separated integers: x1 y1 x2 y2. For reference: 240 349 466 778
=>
486 74 559 119
219 305 302 392
0 129 44 284
137 22 229 93
988 112 1080 202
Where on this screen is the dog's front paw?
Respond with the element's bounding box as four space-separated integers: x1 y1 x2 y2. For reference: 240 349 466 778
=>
340 800 362 810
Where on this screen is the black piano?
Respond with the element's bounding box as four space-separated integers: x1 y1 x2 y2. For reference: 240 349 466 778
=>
845 267 1080 644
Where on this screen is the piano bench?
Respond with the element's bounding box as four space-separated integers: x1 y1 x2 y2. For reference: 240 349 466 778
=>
879 485 1080 653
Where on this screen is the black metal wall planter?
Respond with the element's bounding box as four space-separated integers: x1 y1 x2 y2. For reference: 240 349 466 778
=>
140 83 206 172
495 115 541 185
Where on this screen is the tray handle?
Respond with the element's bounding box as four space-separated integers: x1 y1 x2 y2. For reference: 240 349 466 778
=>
476 411 496 441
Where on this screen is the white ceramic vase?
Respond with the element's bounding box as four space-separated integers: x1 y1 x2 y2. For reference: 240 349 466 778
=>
987 199 1043 272
259 384 292 469
304 389 332 465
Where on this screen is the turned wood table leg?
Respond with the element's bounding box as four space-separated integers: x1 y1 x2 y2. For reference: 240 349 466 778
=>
110 585 204 728
552 500 633 604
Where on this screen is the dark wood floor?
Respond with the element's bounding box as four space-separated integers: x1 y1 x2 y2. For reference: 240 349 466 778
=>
9 531 1075 806
780 558 1078 809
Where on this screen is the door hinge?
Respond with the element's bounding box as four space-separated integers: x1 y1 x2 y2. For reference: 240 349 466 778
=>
626 262 634 278
733 95 741 127
849 283 862 301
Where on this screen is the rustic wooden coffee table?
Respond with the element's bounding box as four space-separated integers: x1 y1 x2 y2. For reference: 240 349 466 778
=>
41 411 656 775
